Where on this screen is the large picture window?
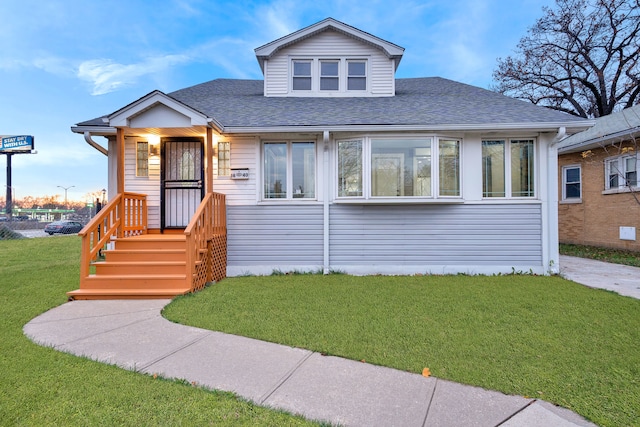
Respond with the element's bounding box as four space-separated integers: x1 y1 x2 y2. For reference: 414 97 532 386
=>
337 136 460 199
264 141 315 199
482 139 535 198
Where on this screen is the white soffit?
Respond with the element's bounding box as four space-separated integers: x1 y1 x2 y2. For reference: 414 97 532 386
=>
109 91 209 128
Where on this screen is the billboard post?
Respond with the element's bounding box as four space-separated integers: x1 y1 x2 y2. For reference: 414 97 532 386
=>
1 135 36 220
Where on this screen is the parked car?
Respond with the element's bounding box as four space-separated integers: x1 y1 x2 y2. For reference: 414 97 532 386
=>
44 220 83 235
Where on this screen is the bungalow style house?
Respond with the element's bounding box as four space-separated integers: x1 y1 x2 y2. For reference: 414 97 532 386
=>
68 18 590 299
558 104 640 252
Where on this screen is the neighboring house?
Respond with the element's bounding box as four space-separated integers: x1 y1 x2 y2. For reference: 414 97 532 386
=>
69 18 591 299
558 104 640 252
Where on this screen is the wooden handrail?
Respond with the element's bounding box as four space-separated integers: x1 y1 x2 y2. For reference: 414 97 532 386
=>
184 192 226 291
79 192 147 286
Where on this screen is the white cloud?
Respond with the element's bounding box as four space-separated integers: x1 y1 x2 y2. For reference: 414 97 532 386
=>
77 54 191 96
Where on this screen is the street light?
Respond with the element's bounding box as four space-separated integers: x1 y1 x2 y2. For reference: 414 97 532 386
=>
57 185 75 209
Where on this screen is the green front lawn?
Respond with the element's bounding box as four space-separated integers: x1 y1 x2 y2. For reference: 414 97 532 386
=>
3 236 639 426
0 237 315 426
165 274 640 427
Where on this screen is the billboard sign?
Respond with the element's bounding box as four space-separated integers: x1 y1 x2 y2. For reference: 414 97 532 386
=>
1 135 34 153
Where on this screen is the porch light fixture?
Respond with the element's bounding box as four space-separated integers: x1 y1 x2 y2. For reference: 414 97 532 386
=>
147 135 160 156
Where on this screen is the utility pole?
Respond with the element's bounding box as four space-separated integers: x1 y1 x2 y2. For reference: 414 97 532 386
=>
57 185 75 209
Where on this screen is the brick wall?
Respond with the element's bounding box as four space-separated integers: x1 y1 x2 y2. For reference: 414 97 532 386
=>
558 142 640 252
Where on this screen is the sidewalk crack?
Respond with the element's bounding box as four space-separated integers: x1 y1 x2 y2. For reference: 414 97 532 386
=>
258 351 315 405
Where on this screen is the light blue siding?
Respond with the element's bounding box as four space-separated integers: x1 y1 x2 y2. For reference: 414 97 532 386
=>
329 204 542 266
227 205 324 266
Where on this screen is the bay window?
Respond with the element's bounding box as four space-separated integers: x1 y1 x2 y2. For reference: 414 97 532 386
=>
337 136 461 199
264 141 315 199
482 139 535 198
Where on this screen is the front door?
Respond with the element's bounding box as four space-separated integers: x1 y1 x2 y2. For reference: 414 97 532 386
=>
161 137 204 230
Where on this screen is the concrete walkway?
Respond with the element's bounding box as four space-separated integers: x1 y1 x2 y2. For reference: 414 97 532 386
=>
560 255 640 299
24 298 598 427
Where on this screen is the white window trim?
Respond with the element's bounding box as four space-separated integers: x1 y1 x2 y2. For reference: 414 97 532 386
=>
481 138 537 199
561 164 582 203
261 140 318 201
289 57 369 96
335 135 463 202
604 153 638 191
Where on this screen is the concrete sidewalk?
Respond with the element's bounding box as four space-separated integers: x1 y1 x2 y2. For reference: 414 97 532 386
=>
560 255 640 299
24 299 596 427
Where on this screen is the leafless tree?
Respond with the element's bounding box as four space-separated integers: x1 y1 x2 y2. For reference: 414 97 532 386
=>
493 0 640 118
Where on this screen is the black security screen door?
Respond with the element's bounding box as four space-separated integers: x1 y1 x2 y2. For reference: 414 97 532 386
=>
161 137 204 229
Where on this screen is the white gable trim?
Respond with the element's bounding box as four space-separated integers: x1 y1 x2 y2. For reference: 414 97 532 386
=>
109 90 209 128
254 18 404 72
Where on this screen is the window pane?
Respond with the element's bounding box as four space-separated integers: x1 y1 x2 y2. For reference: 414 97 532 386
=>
565 167 580 183
511 140 534 197
482 141 505 197
264 143 287 198
338 140 363 197
136 141 149 177
566 183 581 198
293 77 311 90
321 61 338 76
371 139 432 197
292 142 315 198
625 156 637 186
439 140 460 196
294 61 311 76
607 159 619 188
320 77 339 90
348 61 366 76
217 141 230 176
348 77 366 90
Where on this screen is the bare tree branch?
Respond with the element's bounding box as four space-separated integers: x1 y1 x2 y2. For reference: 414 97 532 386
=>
493 0 640 118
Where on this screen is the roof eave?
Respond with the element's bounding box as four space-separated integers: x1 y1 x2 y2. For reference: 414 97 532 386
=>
218 121 592 135
559 126 640 154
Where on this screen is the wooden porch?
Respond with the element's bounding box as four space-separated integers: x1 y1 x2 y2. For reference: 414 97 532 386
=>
67 191 227 300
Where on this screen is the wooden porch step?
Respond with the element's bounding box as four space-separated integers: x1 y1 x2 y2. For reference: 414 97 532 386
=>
67 288 191 300
104 249 186 262
81 274 187 290
113 236 186 251
94 261 187 276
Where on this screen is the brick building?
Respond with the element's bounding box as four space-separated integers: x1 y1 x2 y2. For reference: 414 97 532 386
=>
558 105 640 252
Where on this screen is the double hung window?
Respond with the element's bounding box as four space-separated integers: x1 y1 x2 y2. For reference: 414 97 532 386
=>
482 139 535 198
337 137 460 199
291 59 367 93
562 165 581 200
605 154 637 190
264 142 316 199
292 60 312 91
320 61 339 91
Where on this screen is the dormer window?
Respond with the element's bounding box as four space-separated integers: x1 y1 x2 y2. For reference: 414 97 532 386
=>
320 61 339 91
348 61 367 91
292 60 312 90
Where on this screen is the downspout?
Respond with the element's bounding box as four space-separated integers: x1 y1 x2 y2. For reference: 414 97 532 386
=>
544 127 564 274
84 132 108 156
323 130 330 274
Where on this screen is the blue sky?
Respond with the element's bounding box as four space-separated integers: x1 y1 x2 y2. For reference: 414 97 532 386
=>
0 0 555 203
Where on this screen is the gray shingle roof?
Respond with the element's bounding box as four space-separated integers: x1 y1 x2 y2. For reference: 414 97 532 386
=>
558 103 640 153
77 77 588 130
167 77 586 129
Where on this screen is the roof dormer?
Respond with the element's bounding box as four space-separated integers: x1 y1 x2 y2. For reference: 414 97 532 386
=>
254 18 404 98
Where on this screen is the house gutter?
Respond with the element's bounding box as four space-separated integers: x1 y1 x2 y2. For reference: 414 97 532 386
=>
83 131 108 156
558 126 640 153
